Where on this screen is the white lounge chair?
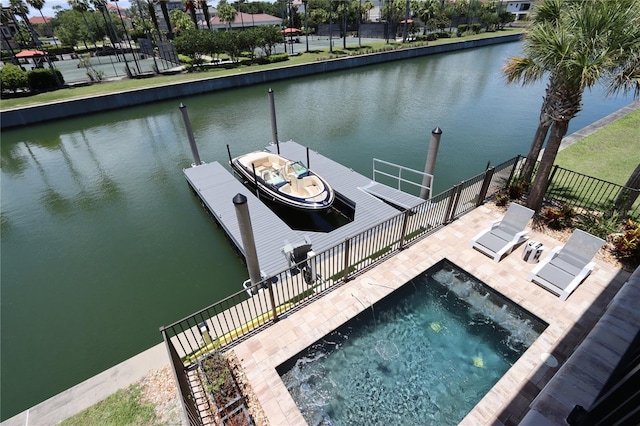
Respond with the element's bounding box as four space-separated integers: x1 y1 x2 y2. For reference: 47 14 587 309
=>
471 203 534 262
528 229 605 301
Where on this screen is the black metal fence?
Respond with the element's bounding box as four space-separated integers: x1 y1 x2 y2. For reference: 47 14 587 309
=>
545 165 640 219
161 156 519 425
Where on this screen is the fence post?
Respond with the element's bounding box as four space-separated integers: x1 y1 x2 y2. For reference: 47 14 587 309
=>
445 182 464 223
443 187 457 224
266 278 279 323
545 165 560 193
476 167 495 207
398 209 411 249
505 155 521 189
342 238 351 282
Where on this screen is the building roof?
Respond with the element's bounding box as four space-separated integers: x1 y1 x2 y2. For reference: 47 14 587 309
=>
29 16 52 25
209 12 282 29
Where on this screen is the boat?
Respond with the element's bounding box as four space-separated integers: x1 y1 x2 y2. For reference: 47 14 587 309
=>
230 150 335 211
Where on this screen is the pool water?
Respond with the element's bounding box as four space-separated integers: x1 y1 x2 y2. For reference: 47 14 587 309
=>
277 260 547 425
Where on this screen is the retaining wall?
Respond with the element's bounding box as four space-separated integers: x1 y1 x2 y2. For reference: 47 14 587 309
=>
0 34 522 130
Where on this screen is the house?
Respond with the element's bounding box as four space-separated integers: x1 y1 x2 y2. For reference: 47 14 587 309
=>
505 1 535 21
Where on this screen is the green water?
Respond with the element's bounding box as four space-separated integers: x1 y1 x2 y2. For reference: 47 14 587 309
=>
0 42 632 420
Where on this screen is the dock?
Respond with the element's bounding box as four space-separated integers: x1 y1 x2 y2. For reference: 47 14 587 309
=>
183 141 425 277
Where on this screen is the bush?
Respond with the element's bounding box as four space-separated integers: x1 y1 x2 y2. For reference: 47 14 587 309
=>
507 179 529 199
494 191 509 206
471 23 481 34
576 209 623 240
456 24 468 37
425 33 438 41
611 219 640 267
436 31 451 39
27 68 64 91
541 203 576 230
255 53 289 65
1 63 29 93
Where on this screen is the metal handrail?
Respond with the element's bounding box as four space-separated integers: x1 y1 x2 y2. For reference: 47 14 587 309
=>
372 158 433 199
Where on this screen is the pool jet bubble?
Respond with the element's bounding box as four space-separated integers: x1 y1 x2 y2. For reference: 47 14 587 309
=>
430 322 442 332
473 356 485 368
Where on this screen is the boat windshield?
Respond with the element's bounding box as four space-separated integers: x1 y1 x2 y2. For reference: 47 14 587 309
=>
290 161 308 177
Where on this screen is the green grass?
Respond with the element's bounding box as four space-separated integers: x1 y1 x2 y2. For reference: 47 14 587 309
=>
0 29 522 111
555 109 640 185
58 384 163 426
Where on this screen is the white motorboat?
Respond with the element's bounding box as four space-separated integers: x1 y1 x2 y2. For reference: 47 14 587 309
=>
230 150 335 211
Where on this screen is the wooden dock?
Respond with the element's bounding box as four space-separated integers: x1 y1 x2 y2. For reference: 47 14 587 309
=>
183 141 424 277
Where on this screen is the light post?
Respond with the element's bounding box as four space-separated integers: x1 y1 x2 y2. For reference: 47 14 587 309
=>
358 0 361 48
302 0 309 52
134 0 159 72
329 0 333 53
113 0 141 74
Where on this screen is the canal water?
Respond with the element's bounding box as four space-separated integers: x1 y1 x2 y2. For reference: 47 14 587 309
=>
0 41 631 420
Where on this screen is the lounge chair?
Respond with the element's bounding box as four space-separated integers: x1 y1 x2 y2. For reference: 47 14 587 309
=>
528 229 604 301
471 203 534 262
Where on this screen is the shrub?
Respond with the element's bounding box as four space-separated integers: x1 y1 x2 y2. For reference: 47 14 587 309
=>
495 191 509 206
27 68 64 91
541 203 576 230
471 23 481 34
576 209 623 240
436 31 451 39
507 179 529 199
178 54 193 64
456 24 468 37
255 53 289 65
1 63 29 93
611 219 640 267
425 33 438 41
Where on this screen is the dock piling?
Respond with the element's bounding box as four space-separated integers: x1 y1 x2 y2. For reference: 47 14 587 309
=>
420 127 442 200
179 103 202 167
268 88 280 154
233 194 262 286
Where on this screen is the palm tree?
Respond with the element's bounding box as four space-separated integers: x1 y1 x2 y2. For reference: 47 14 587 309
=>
156 0 174 39
68 0 97 49
26 0 56 48
503 0 640 213
217 0 237 30
199 0 210 29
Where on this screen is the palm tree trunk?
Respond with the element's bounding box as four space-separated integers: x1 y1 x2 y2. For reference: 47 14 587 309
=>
520 82 555 183
200 0 210 29
615 163 640 215
160 1 173 40
147 1 161 41
526 119 570 212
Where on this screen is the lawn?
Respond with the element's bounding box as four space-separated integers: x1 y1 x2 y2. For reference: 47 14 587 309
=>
58 384 164 426
0 29 523 111
555 108 640 185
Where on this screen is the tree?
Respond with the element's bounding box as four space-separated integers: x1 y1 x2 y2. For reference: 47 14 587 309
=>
199 0 210 29
26 0 59 49
0 63 29 92
503 0 640 213
169 8 193 36
217 0 237 30
615 164 640 216
157 0 174 39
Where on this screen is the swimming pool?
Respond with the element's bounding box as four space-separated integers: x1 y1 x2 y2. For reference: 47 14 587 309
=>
277 259 547 425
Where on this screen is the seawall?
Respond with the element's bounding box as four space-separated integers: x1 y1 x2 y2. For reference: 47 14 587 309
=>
0 34 522 130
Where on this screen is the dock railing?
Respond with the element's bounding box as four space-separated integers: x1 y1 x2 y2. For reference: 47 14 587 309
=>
161 155 519 425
